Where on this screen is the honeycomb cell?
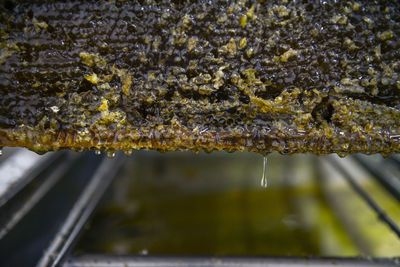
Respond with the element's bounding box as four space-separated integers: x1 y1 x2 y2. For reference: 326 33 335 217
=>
0 0 400 156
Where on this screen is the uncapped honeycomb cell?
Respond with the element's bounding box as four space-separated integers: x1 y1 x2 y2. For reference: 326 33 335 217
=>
0 0 400 156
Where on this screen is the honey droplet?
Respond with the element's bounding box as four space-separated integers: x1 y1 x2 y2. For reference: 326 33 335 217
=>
261 156 268 188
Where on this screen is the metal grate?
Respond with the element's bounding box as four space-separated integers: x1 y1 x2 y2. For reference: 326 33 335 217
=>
0 149 399 267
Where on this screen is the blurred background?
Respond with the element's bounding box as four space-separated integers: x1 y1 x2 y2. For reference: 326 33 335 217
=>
74 151 400 257
0 148 399 266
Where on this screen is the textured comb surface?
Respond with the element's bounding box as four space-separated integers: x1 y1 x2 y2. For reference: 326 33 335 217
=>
1 0 400 155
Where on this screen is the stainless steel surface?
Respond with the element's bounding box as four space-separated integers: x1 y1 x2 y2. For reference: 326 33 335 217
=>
0 153 76 239
38 153 127 267
0 150 399 266
0 151 106 267
0 149 61 207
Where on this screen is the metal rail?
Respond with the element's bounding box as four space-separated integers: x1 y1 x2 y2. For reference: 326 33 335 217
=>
352 155 400 203
0 153 76 240
325 157 400 239
62 255 399 267
38 153 127 267
0 150 64 207
387 155 400 173
0 151 123 267
315 158 372 255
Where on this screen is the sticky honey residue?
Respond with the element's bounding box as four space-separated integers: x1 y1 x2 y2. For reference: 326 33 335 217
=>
0 0 399 156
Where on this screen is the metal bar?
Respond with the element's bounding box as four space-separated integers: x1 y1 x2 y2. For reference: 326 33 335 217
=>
0 147 21 164
62 255 399 267
37 153 127 267
315 159 372 255
0 153 76 240
352 155 400 203
387 156 400 178
326 157 400 239
0 150 65 207
0 151 104 267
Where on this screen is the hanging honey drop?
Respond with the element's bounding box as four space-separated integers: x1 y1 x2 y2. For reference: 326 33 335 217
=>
261 156 268 188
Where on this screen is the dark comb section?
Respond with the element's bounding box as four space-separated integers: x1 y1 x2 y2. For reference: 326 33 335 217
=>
1 0 400 155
